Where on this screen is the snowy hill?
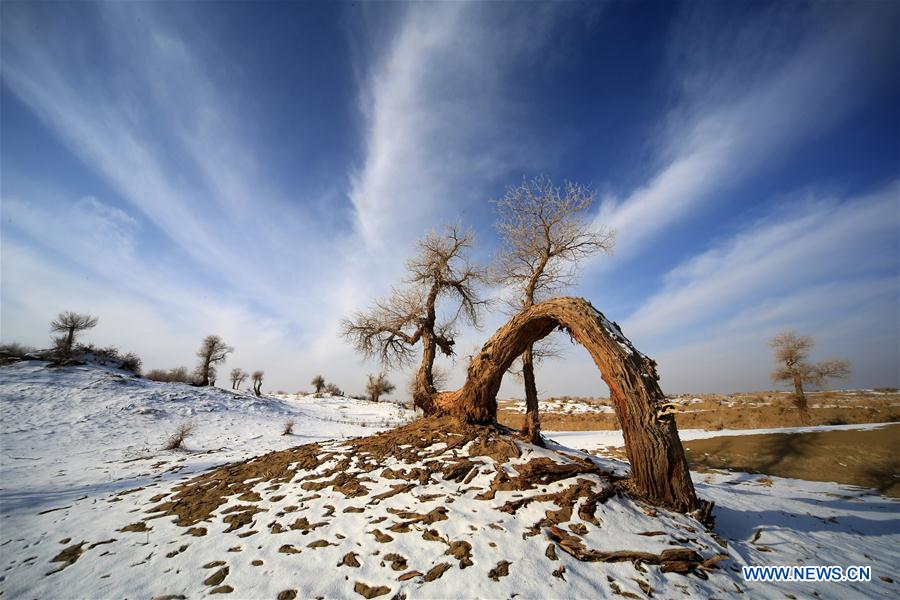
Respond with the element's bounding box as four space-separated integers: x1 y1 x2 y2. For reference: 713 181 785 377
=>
1 361 897 599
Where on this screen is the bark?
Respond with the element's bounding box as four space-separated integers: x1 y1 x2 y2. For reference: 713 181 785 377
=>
520 346 541 445
414 329 438 414
434 297 699 512
792 375 809 425
199 359 211 387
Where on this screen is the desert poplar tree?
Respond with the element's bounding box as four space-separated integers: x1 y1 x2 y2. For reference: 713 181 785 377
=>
251 370 264 397
493 176 615 443
341 225 489 414
50 311 99 356
770 330 851 424
366 373 396 403
229 368 249 390
195 335 234 387
311 375 326 396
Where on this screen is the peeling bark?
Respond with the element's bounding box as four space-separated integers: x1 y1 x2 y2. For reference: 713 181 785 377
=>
520 346 541 445
434 297 699 512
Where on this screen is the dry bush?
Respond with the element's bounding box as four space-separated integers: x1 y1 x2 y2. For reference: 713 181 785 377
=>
324 383 343 397
0 342 38 365
146 366 192 383
164 421 195 450
282 418 295 436
120 352 142 376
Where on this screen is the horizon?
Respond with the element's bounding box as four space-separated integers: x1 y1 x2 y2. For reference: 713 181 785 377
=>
2 1 898 398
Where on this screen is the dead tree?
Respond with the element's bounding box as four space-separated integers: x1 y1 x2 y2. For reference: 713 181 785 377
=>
770 330 851 424
195 335 233 387
50 311 99 356
366 373 395 403
251 370 264 397
493 176 615 444
342 225 489 414
434 296 698 513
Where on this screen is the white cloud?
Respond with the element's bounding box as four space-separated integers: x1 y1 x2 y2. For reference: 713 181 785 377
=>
593 2 896 266
623 185 899 341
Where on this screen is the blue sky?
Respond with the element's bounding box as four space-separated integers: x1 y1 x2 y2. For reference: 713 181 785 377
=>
1 1 897 397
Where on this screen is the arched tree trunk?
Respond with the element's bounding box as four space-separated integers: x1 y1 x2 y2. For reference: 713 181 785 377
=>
520 345 541 445
434 297 699 513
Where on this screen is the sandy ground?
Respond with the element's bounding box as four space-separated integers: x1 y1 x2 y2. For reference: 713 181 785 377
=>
498 389 900 431
682 424 900 498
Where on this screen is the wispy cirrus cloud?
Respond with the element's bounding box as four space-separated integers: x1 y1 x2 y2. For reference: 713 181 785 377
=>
621 183 899 392
593 2 897 266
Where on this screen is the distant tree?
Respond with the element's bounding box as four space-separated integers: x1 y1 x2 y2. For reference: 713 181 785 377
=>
230 368 249 390
493 176 615 443
229 368 242 389
341 225 489 414
366 373 396 403
311 374 326 396
208 366 218 387
195 335 233 387
324 382 343 397
251 370 264 397
770 330 851 424
50 311 99 356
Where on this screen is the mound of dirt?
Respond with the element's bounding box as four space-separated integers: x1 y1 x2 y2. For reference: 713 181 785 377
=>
114 416 729 597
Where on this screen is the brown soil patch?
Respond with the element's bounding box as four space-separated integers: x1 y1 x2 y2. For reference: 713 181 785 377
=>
488 560 510 581
46 541 86 575
423 562 451 582
684 424 900 496
499 390 900 432
353 581 391 598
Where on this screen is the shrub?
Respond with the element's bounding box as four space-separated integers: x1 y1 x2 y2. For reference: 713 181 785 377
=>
164 421 195 450
146 366 193 383
324 383 343 397
0 342 38 365
282 418 295 436
120 352 143 376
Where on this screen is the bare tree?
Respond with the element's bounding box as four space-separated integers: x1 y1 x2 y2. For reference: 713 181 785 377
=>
366 373 396 403
311 375 326 396
50 311 99 356
342 225 489 414
770 330 851 424
493 176 615 443
251 370 264 397
195 335 233 387
229 368 245 390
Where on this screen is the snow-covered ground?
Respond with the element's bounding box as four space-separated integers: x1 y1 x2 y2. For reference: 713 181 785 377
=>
499 398 614 414
1 361 897 599
549 422 897 453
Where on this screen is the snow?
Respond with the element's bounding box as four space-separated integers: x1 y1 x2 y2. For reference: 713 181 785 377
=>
549 422 898 453
1 361 898 599
499 398 614 414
